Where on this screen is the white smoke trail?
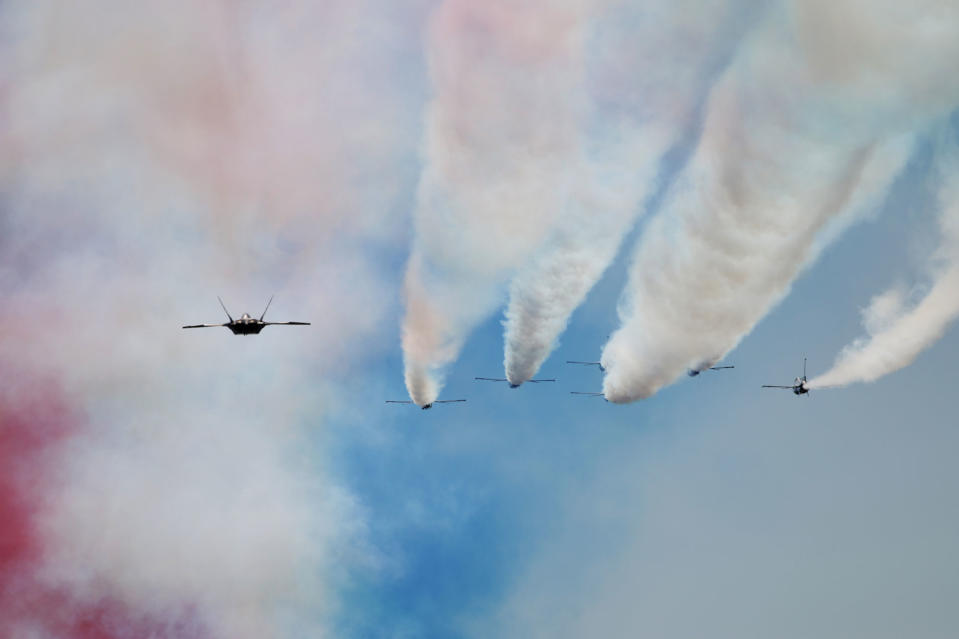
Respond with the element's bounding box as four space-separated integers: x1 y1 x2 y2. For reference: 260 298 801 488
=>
500 145 643 386
502 0 755 385
809 128 959 389
599 0 959 403
402 0 598 405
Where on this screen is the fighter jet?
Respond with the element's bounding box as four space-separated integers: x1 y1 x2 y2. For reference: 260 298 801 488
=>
474 377 555 388
182 296 310 335
566 361 605 372
762 358 810 396
687 365 735 377
570 391 608 402
385 399 467 410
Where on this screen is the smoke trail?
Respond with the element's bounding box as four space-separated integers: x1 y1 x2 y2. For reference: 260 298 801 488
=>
502 0 754 385
402 0 597 405
600 0 959 403
500 147 643 386
809 127 959 389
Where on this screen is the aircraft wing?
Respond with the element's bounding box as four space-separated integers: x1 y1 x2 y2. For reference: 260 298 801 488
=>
265 321 311 326
475 377 507 382
528 378 556 383
570 392 608 402
182 323 228 329
710 366 735 370
385 400 413 404
761 385 793 389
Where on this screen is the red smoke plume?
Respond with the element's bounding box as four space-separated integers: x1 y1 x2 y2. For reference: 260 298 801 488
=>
0 369 207 639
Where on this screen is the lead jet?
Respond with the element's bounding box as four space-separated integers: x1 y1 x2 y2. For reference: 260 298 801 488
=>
474 377 555 389
385 399 467 410
762 358 810 396
687 365 735 377
183 296 310 335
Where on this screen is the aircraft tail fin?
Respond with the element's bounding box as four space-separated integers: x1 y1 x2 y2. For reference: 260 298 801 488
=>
217 296 234 322
260 294 274 321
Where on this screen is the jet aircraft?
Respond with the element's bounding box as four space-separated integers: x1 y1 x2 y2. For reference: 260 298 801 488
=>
385 399 467 410
474 377 555 388
183 296 310 335
687 365 735 377
566 361 605 372
762 358 810 396
569 391 608 402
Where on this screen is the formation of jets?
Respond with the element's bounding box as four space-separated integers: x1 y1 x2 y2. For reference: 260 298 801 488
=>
384 357 817 408
387 357 747 409
181 298 811 407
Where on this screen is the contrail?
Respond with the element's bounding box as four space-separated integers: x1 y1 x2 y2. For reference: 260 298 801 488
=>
502 0 756 386
600 0 959 403
810 127 959 389
402 0 598 405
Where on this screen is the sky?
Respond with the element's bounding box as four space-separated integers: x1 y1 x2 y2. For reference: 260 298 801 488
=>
1 2 958 638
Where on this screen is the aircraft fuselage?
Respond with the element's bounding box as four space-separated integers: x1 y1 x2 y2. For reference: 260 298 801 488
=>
227 322 266 335
227 314 266 335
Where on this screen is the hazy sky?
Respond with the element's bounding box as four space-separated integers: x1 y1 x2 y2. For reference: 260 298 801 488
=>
2 2 958 638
